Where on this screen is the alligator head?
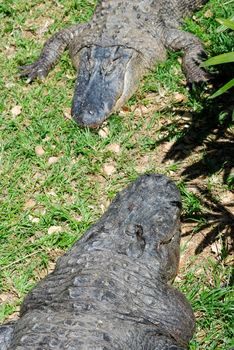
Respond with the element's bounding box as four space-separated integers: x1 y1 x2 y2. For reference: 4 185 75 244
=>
84 174 182 282
113 174 182 282
71 46 145 128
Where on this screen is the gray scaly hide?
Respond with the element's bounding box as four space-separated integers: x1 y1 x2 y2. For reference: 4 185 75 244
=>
0 174 195 349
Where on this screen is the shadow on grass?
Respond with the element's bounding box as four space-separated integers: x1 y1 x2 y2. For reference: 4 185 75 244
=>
192 186 234 256
181 185 234 257
158 70 234 256
163 93 233 181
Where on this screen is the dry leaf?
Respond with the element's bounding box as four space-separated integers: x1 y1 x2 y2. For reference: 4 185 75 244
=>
6 45 16 59
177 57 182 64
36 18 54 36
48 226 62 235
100 199 110 213
204 9 213 18
133 105 149 117
11 105 22 117
218 191 234 207
63 108 72 120
35 207 46 216
135 155 149 173
106 143 121 153
47 190 56 196
48 156 59 165
119 109 130 117
103 163 116 176
100 204 106 213
29 215 40 223
211 242 222 256
34 172 43 180
24 199 36 209
35 145 45 156
44 135 50 142
98 127 109 139
0 293 16 303
5 82 15 89
74 215 82 222
32 218 40 223
181 112 192 121
173 93 188 103
174 276 182 283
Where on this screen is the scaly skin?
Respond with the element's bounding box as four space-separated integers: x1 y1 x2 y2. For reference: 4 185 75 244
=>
20 0 209 127
0 174 195 349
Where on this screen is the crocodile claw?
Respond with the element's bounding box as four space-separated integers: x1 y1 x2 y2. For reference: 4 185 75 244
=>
183 50 211 83
19 60 48 83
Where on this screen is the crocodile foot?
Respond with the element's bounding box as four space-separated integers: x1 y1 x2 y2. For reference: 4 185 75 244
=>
183 49 211 83
19 60 49 83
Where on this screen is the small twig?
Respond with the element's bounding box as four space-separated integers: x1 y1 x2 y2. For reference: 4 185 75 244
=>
0 250 43 271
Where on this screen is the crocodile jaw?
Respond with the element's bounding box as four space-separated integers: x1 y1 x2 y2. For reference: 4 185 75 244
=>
71 46 145 128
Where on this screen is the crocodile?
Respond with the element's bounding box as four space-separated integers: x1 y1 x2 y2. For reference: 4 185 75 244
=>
0 174 195 349
19 0 209 128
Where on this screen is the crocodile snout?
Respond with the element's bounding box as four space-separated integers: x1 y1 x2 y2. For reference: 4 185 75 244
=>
71 46 143 128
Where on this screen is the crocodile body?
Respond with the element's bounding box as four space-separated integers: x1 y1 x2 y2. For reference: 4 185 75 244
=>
20 0 209 127
0 174 195 349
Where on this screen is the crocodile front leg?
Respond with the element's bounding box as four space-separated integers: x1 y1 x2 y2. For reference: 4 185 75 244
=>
19 24 88 82
163 29 209 83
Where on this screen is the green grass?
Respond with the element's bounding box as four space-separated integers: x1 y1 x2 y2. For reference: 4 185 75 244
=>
178 261 234 349
0 0 233 348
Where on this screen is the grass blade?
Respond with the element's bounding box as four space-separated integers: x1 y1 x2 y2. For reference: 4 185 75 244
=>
209 78 234 98
216 17 234 32
201 52 234 67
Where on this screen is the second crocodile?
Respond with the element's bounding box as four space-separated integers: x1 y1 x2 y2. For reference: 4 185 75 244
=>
0 174 195 349
20 0 209 127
